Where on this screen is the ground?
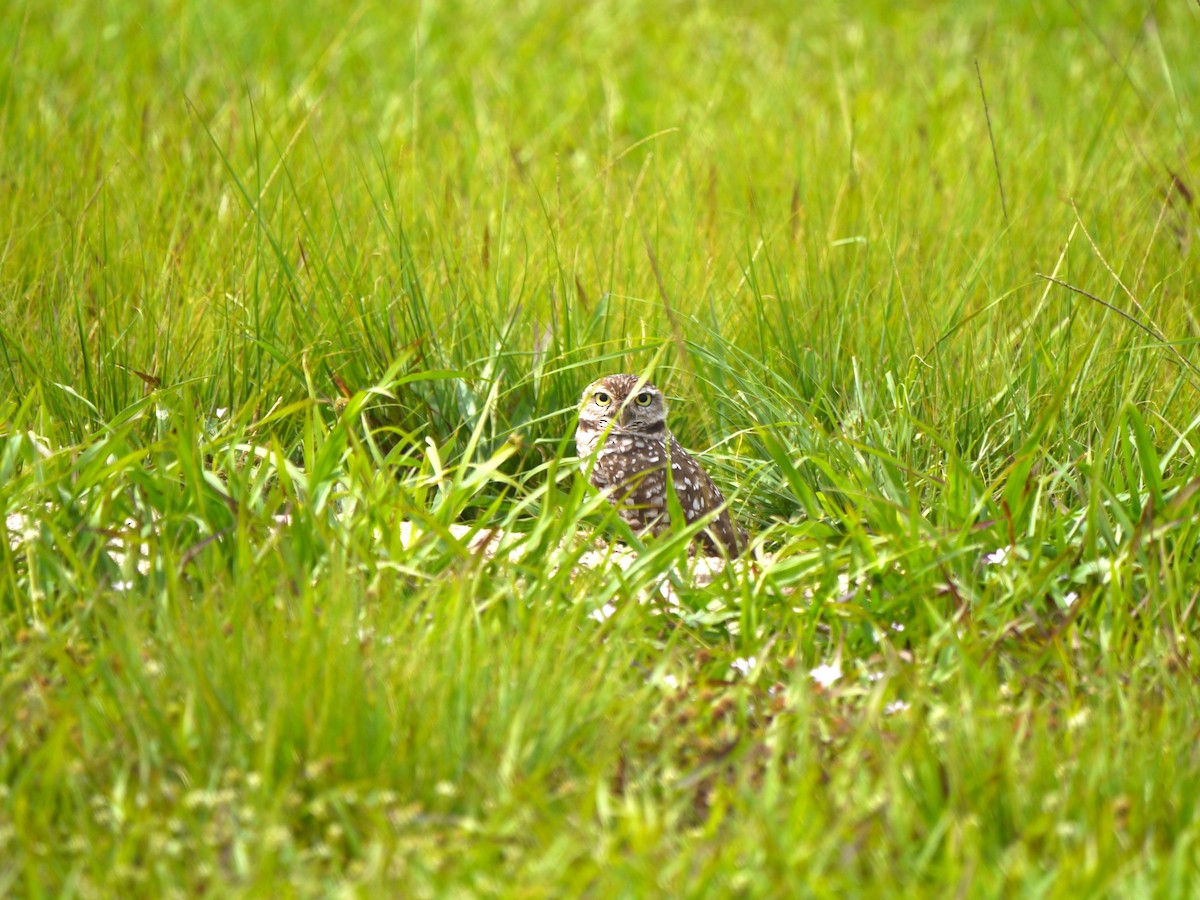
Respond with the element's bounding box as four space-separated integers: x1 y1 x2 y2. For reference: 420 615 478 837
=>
2 0 1200 895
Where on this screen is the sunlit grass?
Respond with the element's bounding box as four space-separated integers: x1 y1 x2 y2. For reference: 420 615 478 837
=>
2 0 1200 894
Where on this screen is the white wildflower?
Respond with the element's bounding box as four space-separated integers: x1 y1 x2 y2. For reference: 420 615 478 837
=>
215 407 229 419
1063 591 1078 607
890 622 905 632
730 656 757 676
809 662 842 689
661 673 680 690
588 602 617 623
112 580 133 592
984 546 1010 566
884 700 910 715
155 406 170 422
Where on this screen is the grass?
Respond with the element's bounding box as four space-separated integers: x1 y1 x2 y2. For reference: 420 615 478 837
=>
2 0 1200 894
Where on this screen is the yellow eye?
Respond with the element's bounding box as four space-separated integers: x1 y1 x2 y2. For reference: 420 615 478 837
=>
635 392 652 406
594 391 611 406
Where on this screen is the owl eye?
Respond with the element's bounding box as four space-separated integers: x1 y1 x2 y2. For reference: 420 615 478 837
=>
594 391 611 406
635 392 653 406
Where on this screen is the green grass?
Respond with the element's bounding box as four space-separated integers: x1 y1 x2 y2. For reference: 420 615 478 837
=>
2 0 1200 894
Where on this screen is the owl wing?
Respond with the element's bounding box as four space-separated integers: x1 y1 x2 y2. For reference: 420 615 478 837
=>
668 438 747 555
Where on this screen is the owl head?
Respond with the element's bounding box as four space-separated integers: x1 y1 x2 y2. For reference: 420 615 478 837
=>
577 374 668 435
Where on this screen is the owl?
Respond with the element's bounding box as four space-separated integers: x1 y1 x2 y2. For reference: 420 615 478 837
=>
575 374 748 556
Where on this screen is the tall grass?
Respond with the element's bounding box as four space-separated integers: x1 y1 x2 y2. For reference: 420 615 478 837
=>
2 0 1199 894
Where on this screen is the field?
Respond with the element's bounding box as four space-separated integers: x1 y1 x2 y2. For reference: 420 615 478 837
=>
2 0 1200 894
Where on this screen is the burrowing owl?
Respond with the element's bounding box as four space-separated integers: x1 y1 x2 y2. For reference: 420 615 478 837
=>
575 374 748 556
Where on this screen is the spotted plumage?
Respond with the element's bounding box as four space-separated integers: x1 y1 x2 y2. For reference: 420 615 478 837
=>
575 374 748 556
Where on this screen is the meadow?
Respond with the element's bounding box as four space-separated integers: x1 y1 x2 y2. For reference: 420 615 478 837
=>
2 0 1200 894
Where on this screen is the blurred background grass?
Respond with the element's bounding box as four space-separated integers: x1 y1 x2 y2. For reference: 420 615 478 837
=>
3 0 1195 445
2 0 1200 894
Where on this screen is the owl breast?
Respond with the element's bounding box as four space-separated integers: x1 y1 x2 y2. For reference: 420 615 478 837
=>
591 434 668 497
584 432 744 554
